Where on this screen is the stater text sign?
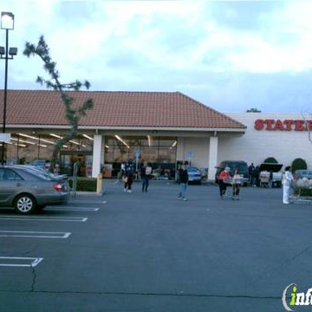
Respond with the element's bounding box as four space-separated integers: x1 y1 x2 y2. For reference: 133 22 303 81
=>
254 119 312 131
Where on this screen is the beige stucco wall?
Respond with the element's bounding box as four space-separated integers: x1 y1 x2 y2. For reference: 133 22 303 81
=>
176 137 209 169
176 113 312 179
222 113 312 169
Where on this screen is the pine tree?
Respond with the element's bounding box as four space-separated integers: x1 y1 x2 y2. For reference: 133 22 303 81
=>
23 35 94 165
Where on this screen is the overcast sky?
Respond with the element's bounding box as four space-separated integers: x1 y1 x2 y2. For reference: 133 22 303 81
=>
0 0 312 113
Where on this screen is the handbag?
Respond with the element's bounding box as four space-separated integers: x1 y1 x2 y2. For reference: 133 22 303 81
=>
122 176 128 183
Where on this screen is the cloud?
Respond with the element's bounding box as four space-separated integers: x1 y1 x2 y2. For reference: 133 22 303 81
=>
0 0 312 113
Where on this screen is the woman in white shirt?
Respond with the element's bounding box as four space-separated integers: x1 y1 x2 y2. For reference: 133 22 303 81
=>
282 166 293 204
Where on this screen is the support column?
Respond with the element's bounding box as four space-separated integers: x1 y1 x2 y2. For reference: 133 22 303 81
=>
92 135 104 178
208 136 218 181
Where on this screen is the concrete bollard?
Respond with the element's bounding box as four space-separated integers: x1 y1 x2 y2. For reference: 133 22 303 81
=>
97 173 103 194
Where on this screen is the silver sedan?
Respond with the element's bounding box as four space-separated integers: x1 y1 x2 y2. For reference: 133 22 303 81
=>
0 166 69 214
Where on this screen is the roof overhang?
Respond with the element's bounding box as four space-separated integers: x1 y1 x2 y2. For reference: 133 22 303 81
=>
7 124 246 132
6 124 246 138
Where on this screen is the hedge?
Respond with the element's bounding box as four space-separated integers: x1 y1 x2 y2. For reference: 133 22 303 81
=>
263 157 278 164
68 177 97 192
291 158 307 171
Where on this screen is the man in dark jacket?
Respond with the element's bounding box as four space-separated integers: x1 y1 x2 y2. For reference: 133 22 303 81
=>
178 164 189 201
124 159 135 193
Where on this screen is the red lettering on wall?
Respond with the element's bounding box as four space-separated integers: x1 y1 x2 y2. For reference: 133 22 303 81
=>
254 119 264 130
294 120 304 131
274 120 285 131
254 119 312 131
307 121 312 131
264 119 275 131
283 120 293 131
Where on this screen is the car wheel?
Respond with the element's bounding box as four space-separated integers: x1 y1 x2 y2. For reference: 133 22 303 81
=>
14 194 37 214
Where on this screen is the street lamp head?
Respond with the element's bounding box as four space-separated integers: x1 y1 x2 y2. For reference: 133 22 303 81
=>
0 46 4 55
1 12 14 30
9 47 17 56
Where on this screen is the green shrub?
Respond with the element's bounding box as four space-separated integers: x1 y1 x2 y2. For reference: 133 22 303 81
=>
291 158 307 171
69 177 97 192
263 157 278 164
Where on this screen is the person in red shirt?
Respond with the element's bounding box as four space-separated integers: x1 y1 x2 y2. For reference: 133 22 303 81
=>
218 167 231 199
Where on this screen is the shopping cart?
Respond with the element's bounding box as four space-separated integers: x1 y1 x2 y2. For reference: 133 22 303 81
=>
222 177 242 200
259 172 270 188
289 179 312 204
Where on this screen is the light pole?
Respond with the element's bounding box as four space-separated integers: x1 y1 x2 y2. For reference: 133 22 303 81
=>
0 12 17 165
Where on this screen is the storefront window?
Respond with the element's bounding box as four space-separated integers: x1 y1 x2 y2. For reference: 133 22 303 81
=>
105 135 177 173
5 133 93 170
5 133 177 178
104 135 176 163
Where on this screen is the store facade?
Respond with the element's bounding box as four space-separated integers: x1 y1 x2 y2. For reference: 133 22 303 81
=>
0 90 246 180
2 90 310 180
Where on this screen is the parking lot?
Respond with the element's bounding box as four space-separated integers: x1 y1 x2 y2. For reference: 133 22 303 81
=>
1 180 312 312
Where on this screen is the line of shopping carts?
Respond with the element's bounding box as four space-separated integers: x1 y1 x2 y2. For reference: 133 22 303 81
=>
290 179 312 204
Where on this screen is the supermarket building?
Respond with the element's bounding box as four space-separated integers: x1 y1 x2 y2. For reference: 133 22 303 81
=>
0 90 311 180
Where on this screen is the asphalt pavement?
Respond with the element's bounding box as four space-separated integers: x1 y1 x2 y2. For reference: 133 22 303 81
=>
0 179 311 312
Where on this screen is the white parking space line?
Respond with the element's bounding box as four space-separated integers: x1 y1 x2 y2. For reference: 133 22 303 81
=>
69 201 107 205
0 216 88 222
0 256 43 267
0 231 71 239
45 207 99 212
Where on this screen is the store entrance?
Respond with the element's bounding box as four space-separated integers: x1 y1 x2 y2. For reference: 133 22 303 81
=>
60 151 93 177
104 135 177 179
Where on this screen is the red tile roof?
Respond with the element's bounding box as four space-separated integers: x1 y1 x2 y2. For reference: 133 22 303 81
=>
0 90 246 130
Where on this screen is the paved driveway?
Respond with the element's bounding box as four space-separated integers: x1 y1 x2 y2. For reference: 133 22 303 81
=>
0 180 311 312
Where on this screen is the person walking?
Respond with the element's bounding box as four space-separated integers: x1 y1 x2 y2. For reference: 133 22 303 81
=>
254 166 260 187
124 159 135 193
218 167 231 199
232 169 242 200
178 164 189 201
114 161 125 185
282 166 293 204
140 161 152 192
248 163 255 186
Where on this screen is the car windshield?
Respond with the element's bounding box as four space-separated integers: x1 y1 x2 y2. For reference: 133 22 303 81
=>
226 163 248 174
